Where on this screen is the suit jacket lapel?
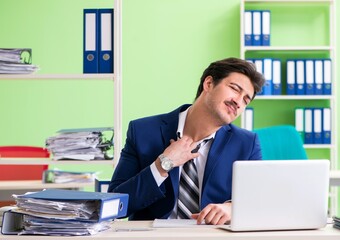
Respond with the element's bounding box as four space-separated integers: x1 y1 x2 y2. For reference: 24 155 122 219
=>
159 104 191 206
202 125 232 194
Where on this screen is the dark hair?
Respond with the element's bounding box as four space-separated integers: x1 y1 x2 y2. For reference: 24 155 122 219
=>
195 57 265 100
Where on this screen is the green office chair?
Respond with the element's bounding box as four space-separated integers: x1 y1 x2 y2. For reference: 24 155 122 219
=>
253 125 308 160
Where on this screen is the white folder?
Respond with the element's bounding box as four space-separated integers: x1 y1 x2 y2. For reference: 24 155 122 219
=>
305 59 314 95
314 60 323 95
286 60 295 95
296 60 305 95
313 108 322 144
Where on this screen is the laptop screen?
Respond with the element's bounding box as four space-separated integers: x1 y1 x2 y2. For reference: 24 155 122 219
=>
229 160 329 231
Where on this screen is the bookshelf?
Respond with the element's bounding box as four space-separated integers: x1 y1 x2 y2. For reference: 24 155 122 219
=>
240 0 337 215
0 0 122 195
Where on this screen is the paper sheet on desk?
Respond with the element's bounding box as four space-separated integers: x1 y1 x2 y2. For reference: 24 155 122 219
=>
153 219 214 228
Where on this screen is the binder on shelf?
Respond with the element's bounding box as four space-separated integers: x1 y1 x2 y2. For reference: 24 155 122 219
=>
305 59 315 95
323 108 331 144
244 11 252 46
304 108 313 144
254 59 263 95
15 189 128 222
244 107 254 131
272 59 281 95
295 108 304 141
314 59 323 95
252 11 262 46
313 108 322 144
263 58 272 95
261 10 270 46
323 59 332 95
295 60 305 95
83 9 99 73
98 9 114 73
286 60 295 95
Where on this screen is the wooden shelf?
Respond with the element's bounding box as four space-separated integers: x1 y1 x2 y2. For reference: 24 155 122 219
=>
0 180 94 190
0 74 114 80
256 95 333 100
0 158 114 165
244 46 333 51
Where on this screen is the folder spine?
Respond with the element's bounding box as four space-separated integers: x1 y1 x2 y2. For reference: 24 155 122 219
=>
98 9 114 73
272 59 281 95
286 60 295 95
252 11 262 46
261 10 270 46
83 9 99 73
244 11 252 46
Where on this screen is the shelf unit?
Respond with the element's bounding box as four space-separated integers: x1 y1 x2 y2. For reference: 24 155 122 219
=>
0 0 123 195
240 0 337 215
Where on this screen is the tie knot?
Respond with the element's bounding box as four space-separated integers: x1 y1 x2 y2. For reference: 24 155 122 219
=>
191 138 212 153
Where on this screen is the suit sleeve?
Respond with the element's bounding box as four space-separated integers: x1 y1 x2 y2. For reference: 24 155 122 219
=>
107 121 167 216
250 132 262 160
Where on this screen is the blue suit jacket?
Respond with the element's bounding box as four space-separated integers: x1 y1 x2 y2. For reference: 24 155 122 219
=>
108 104 262 220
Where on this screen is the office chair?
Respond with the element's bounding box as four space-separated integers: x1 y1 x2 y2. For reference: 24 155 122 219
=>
253 125 308 160
0 146 50 181
0 146 50 207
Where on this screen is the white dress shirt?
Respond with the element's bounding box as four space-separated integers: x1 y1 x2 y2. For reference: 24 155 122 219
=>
150 107 215 218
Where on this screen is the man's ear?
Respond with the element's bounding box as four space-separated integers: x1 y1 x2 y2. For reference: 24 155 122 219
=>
203 76 214 92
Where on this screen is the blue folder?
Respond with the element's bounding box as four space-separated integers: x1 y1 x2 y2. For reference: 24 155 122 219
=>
244 11 252 46
18 189 129 222
252 11 262 46
83 9 99 73
323 59 332 95
98 9 114 73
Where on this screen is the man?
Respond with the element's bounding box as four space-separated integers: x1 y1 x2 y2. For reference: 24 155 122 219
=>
108 57 265 225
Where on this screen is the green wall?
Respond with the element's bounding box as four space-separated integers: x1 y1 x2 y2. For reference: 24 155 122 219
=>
0 0 339 199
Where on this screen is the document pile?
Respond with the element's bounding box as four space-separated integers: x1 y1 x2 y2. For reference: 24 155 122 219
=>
46 127 114 161
1 189 129 236
333 216 340 230
0 48 39 74
43 169 97 184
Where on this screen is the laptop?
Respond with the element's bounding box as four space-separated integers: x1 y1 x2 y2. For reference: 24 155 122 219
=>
221 160 330 232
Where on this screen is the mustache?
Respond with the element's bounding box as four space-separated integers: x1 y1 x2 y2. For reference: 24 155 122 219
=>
224 101 237 116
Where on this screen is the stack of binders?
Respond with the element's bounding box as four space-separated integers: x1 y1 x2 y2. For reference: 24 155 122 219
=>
83 9 114 73
295 108 331 144
244 10 270 46
1 189 128 236
286 59 332 95
247 58 281 95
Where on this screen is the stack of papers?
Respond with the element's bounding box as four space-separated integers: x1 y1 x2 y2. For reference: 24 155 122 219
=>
43 169 97 184
46 127 114 161
1 189 129 236
333 216 340 230
0 48 39 74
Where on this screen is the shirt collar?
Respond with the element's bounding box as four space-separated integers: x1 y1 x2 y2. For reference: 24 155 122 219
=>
177 107 216 143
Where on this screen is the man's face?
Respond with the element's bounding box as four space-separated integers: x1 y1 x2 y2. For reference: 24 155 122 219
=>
203 72 254 125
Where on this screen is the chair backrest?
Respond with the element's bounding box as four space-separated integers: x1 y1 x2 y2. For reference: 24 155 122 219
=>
94 178 110 193
0 146 50 181
253 125 308 160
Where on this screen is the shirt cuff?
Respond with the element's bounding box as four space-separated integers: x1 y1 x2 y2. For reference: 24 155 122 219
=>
150 162 167 187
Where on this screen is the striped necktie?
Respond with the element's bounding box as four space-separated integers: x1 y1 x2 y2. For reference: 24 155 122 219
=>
177 140 209 219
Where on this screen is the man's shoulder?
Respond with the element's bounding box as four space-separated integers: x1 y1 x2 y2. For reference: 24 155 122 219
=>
130 104 191 125
221 124 256 137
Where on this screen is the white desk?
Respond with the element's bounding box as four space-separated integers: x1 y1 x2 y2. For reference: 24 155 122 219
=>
1 221 340 240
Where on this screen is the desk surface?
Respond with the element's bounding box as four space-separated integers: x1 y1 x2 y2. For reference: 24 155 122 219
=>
1 220 340 240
